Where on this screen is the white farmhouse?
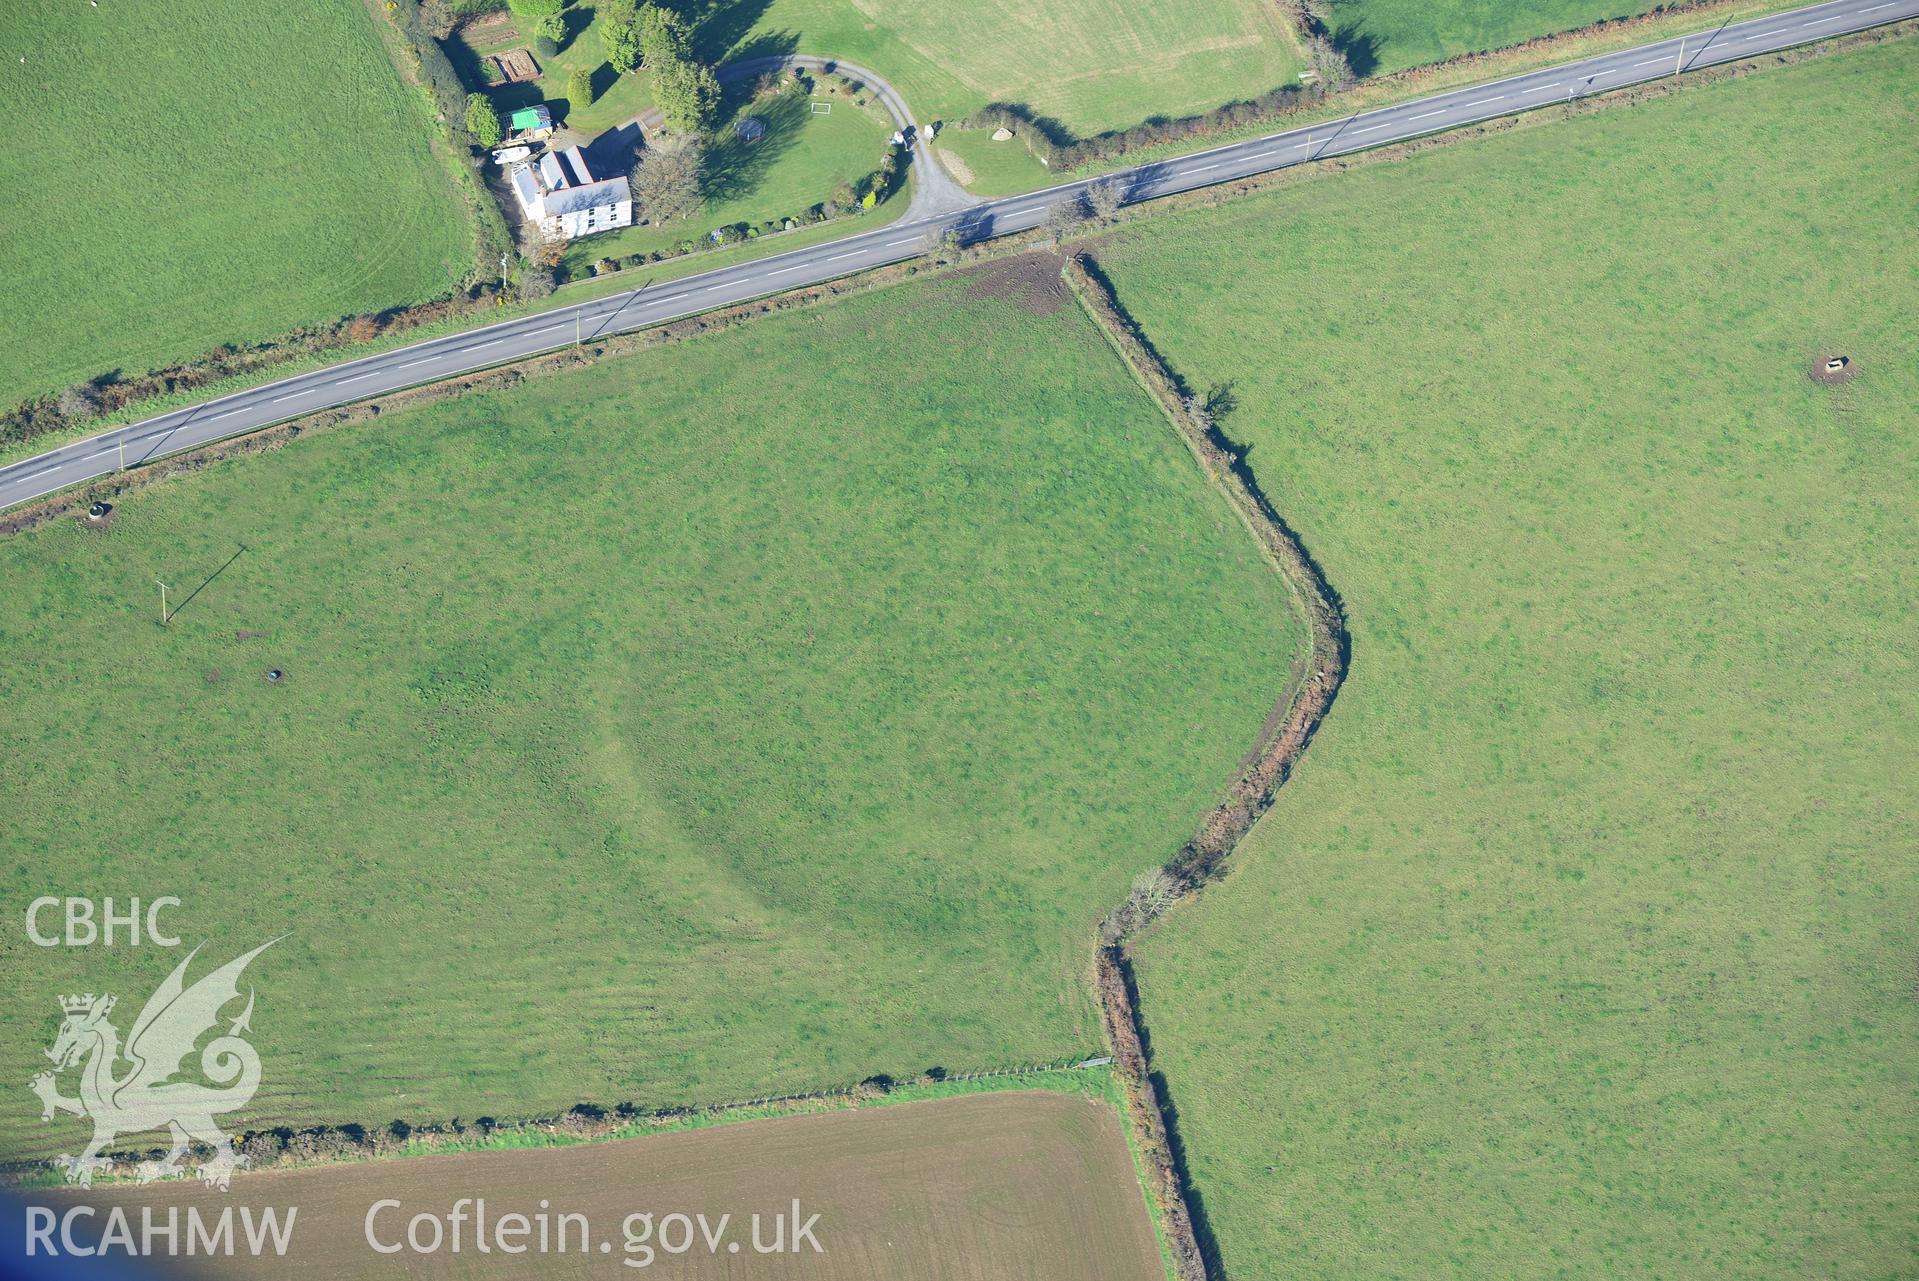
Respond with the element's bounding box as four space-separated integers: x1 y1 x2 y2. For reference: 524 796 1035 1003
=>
508 145 632 241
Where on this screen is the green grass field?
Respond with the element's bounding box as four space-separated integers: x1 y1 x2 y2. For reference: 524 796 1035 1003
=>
1325 0 1667 76
1094 39 1919 1278
0 270 1300 1162
0 0 475 408
697 0 1304 138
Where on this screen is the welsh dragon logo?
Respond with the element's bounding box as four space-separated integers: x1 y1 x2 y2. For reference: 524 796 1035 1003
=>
29 940 276 1190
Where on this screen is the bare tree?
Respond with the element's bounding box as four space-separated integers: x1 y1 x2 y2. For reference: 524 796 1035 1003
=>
515 264 555 301
629 138 706 224
1042 196 1085 243
1087 175 1125 221
921 225 964 261
1105 868 1184 940
56 383 100 421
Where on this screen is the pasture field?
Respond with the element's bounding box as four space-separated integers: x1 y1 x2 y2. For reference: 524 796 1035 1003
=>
694 0 1304 138
1097 37 1919 1279
34 1089 1165 1278
0 0 475 408
1325 0 1668 76
0 267 1299 1163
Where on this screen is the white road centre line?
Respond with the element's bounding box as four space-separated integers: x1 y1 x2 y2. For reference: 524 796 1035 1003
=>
1408 109 1445 120
652 292 688 303
1353 123 1392 134
703 283 730 292
1634 57 1667 65
1189 162 1223 172
396 358 432 369
337 372 377 384
882 237 919 247
1859 2 1894 10
820 251 863 263
768 265 807 276
1464 96 1504 107
204 409 238 421
269 392 304 403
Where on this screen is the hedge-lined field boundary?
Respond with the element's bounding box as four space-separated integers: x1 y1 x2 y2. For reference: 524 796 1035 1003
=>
1066 254 1348 1280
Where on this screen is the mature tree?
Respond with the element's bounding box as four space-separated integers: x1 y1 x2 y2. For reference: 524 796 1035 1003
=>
655 59 720 133
1086 174 1125 220
599 0 642 73
634 4 692 67
628 138 705 223
506 0 564 17
464 93 504 148
566 65 594 107
535 12 567 47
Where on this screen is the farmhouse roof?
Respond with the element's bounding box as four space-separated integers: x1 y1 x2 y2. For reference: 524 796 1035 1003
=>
508 165 541 211
541 177 630 216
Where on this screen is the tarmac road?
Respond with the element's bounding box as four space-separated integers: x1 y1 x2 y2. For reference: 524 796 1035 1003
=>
3 0 1910 513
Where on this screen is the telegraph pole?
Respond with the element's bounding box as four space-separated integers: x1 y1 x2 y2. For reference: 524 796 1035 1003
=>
156 580 170 626
1675 37 1685 77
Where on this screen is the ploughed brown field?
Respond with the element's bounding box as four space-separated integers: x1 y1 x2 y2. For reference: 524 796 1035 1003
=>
31 1090 1164 1279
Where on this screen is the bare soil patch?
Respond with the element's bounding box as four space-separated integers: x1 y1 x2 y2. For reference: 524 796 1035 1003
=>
937 145 978 186
1809 354 1858 385
494 46 539 83
962 251 1068 315
31 1091 1162 1280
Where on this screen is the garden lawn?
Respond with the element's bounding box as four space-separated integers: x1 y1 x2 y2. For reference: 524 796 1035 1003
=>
0 0 474 408
936 127 1056 198
558 80 897 276
1097 37 1919 1279
695 0 1305 138
455 5 659 138
0 269 1301 1164
1326 0 1670 76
